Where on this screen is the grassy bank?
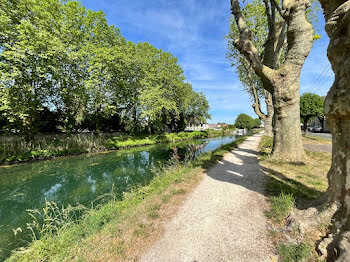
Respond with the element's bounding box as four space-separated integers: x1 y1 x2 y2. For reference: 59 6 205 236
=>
259 136 331 261
0 129 234 165
7 134 248 262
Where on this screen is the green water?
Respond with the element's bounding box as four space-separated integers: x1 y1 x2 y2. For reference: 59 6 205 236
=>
0 135 236 260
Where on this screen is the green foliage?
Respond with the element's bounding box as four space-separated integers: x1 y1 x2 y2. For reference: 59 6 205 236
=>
278 242 313 262
300 93 324 126
0 134 112 163
260 136 273 149
0 130 234 164
259 135 273 156
253 118 261 128
234 113 254 130
0 0 210 139
266 192 295 223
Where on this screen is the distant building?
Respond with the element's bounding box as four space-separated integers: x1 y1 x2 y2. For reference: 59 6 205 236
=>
217 123 229 128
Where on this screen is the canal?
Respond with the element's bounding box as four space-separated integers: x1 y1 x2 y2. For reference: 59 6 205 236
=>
0 135 237 260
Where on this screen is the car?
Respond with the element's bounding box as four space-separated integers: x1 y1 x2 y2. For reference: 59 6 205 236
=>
307 126 314 132
313 126 322 132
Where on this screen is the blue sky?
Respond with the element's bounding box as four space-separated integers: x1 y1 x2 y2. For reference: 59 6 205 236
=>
80 0 334 124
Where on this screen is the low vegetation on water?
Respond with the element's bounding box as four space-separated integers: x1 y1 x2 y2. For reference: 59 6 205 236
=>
0 129 234 165
7 135 247 261
259 135 331 261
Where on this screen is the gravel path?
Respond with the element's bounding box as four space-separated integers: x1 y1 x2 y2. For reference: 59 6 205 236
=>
141 133 274 262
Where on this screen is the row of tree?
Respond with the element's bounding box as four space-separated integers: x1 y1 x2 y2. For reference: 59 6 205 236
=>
0 0 210 140
228 0 350 258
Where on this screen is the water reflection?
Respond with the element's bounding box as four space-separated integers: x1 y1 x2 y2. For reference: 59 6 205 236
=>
0 136 236 260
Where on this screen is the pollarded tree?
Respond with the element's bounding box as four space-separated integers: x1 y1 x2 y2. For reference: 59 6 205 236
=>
230 0 314 161
318 1 350 259
300 93 324 132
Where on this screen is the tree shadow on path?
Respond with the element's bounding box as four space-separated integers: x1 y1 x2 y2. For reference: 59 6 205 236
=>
204 140 324 209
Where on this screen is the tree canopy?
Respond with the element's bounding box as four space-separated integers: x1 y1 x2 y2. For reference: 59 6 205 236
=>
300 93 324 129
235 114 255 130
0 0 210 139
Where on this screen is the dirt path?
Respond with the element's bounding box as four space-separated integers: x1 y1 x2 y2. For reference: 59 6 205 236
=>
141 133 274 262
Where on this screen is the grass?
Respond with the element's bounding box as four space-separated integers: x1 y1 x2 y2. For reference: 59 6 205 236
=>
0 129 235 165
259 136 331 262
278 242 314 262
7 133 249 262
266 192 295 224
302 134 330 143
259 136 329 201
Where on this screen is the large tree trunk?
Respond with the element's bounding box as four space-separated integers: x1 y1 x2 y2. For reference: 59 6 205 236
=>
321 0 350 220
269 0 312 161
230 0 313 162
318 1 350 260
272 81 305 160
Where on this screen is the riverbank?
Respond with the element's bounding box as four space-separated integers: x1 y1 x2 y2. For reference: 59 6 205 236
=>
142 133 274 261
0 129 235 166
6 133 250 261
259 136 331 261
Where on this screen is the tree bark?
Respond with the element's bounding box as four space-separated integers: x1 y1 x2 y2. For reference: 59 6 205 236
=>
303 117 309 133
320 0 350 226
272 81 305 161
264 90 274 137
251 84 274 137
316 1 350 260
230 0 313 161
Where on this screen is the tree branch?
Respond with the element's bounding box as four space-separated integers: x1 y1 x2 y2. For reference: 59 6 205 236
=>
274 19 287 66
263 0 273 30
230 0 276 86
251 85 267 121
270 0 285 19
263 89 274 118
280 0 313 72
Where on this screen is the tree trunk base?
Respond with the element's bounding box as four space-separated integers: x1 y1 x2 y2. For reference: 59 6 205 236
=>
285 201 337 237
319 229 350 262
270 150 308 163
284 201 350 261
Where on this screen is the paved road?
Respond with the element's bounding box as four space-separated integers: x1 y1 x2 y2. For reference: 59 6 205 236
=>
141 133 274 262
